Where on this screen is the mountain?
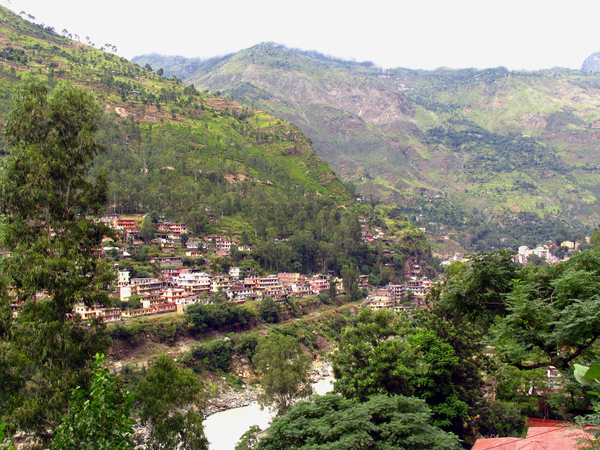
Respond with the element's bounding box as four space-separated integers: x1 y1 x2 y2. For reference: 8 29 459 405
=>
0 8 430 277
133 43 600 252
581 51 600 72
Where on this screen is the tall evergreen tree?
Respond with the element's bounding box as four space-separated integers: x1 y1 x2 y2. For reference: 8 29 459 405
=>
0 73 115 444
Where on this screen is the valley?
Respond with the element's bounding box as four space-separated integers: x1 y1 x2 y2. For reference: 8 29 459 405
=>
2 6 600 450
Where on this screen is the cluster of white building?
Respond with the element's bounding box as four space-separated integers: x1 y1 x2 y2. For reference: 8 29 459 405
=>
515 241 579 265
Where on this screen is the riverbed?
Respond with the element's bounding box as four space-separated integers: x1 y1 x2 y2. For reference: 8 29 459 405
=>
204 376 334 450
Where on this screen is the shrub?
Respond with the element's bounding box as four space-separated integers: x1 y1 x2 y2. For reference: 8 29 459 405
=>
183 339 233 372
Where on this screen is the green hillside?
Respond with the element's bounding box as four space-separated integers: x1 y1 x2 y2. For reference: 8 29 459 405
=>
0 8 429 276
135 43 600 252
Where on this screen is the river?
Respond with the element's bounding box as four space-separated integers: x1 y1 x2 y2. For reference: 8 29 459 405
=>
204 376 334 450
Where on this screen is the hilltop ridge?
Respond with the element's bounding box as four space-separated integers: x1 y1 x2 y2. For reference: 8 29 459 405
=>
134 43 600 252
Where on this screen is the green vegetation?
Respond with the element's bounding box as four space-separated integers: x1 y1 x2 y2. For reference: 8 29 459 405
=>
0 6 429 280
0 74 115 445
135 355 208 449
54 354 135 450
6 8 600 450
256 394 461 450
253 334 313 416
333 309 469 436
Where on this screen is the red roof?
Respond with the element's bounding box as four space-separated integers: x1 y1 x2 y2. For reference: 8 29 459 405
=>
472 426 592 450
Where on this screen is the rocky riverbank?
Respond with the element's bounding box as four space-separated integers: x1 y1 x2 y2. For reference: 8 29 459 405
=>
205 386 259 416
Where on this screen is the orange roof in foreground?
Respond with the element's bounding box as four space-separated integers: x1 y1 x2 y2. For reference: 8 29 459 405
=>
472 426 592 450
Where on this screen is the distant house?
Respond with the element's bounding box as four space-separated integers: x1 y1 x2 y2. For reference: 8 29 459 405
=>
74 305 122 323
309 275 330 294
369 295 393 311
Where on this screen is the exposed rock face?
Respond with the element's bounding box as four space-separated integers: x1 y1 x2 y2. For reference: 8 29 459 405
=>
205 387 259 416
581 52 600 72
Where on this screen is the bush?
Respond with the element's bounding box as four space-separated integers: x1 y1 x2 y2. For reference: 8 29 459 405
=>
111 322 142 345
259 297 280 323
318 292 331 305
233 333 260 360
476 401 526 438
186 299 258 334
183 339 233 372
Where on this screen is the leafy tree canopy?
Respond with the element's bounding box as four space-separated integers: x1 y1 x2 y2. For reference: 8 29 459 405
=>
0 73 115 443
491 251 600 373
252 333 313 416
255 393 461 450
135 355 208 450
440 249 519 326
332 309 468 432
54 354 135 450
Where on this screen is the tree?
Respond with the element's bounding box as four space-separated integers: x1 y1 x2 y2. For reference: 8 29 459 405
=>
54 354 135 450
440 249 519 326
573 364 600 448
180 232 189 248
327 280 337 304
235 425 261 450
333 309 468 433
590 225 600 251
418 288 489 424
341 264 359 301
0 74 115 443
380 266 391 285
0 423 16 450
474 401 527 438
135 355 208 450
255 394 461 450
140 213 158 243
333 308 412 402
157 68 164 77
258 297 280 323
492 251 600 373
252 334 313 416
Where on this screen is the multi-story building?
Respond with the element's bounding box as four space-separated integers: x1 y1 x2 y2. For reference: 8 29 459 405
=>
290 285 312 297
173 272 211 295
122 307 154 319
158 222 187 235
116 218 136 229
159 256 183 267
211 275 234 293
160 288 187 303
309 274 330 294
118 271 130 287
368 295 393 311
74 305 122 323
229 266 241 279
129 278 169 299
278 272 306 286
227 285 257 304
388 284 406 301
160 267 188 282
258 275 281 290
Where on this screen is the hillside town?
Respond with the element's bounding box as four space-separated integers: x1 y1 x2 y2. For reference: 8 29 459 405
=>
54 214 435 323
70 215 589 323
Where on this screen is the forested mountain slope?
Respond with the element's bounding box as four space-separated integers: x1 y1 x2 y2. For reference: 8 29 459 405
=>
134 43 600 251
0 8 428 275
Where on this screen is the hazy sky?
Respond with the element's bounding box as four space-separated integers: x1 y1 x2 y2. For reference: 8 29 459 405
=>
5 0 600 71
